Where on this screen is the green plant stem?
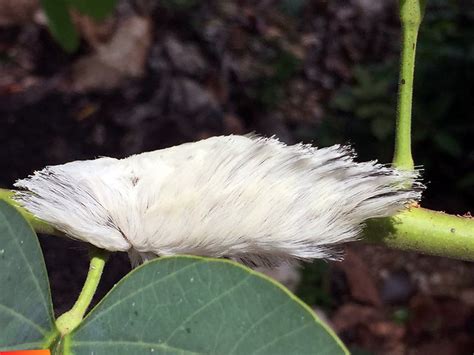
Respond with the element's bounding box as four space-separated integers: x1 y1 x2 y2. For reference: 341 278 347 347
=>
56 247 109 335
365 207 474 261
0 188 62 236
393 0 426 170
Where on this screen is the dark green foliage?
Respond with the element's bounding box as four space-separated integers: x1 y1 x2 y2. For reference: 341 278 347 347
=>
41 0 118 52
330 63 397 144
67 0 118 20
0 201 57 351
392 308 410 325
41 0 79 53
250 49 301 110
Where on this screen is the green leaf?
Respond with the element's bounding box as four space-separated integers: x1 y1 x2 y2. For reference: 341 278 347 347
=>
67 0 117 20
67 256 347 354
41 0 79 52
0 201 58 351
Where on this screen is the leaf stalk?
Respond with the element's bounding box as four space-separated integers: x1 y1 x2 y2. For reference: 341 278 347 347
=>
55 247 108 335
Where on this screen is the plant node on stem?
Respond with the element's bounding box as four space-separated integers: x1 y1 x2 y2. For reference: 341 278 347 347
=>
364 0 474 260
365 207 474 261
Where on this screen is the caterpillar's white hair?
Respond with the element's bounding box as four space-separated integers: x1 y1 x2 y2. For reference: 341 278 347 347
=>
14 135 423 266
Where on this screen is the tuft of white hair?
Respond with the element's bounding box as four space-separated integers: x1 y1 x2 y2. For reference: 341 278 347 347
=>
14 135 423 266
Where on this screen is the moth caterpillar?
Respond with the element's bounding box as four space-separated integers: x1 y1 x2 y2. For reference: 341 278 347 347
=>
14 135 423 266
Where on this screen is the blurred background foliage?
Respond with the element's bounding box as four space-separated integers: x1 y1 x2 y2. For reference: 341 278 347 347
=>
41 0 118 51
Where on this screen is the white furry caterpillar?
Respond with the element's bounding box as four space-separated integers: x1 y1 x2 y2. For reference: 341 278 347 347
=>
14 135 423 266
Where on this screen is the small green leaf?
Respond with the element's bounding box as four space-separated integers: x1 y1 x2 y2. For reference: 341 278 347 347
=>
0 201 58 351
41 0 79 52
67 0 117 20
68 256 347 354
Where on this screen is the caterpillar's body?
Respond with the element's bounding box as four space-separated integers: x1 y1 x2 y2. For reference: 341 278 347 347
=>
15 135 422 266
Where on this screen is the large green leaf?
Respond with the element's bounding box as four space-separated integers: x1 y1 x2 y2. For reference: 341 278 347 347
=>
0 201 58 350
41 0 79 52
67 256 347 354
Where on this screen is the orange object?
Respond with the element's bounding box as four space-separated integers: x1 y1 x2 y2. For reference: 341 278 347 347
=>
0 350 51 355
